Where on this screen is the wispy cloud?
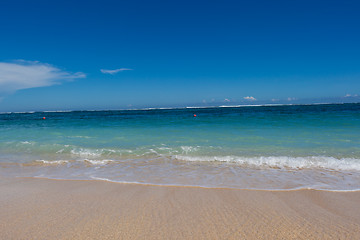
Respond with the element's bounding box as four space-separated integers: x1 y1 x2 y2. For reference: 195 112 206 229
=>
0 60 85 96
243 96 256 101
100 68 133 74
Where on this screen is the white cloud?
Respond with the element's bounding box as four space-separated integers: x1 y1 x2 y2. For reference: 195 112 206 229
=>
100 68 133 74
344 94 352 97
224 98 231 102
287 97 296 101
243 96 256 101
0 60 85 95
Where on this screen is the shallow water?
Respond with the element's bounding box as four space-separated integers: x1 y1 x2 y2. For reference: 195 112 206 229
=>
1 103 360 190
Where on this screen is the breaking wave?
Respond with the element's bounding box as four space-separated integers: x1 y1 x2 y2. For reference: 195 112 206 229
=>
173 155 360 171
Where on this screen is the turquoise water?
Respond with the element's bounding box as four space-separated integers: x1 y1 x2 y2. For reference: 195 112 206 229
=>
1 103 360 190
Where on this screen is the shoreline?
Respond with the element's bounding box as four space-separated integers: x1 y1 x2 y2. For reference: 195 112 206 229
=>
22 176 360 192
1 177 359 239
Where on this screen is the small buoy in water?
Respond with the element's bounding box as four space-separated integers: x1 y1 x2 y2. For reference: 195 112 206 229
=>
42 117 46 120
193 114 197 117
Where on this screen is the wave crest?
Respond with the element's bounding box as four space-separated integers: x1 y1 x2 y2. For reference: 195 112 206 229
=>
173 155 360 171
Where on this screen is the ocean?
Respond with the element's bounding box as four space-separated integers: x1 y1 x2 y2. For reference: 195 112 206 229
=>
1 103 359 191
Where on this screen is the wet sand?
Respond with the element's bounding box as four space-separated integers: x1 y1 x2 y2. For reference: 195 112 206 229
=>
0 177 359 239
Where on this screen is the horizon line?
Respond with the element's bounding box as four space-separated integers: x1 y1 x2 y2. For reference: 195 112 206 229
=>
1 101 359 114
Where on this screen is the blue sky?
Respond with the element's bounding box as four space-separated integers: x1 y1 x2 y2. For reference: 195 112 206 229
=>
0 0 359 111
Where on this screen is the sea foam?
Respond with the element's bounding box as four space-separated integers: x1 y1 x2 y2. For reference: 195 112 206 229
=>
173 155 360 171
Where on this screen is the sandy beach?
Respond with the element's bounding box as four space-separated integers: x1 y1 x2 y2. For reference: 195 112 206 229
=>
0 177 359 239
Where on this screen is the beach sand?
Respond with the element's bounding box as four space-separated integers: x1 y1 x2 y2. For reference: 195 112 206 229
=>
0 177 359 239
